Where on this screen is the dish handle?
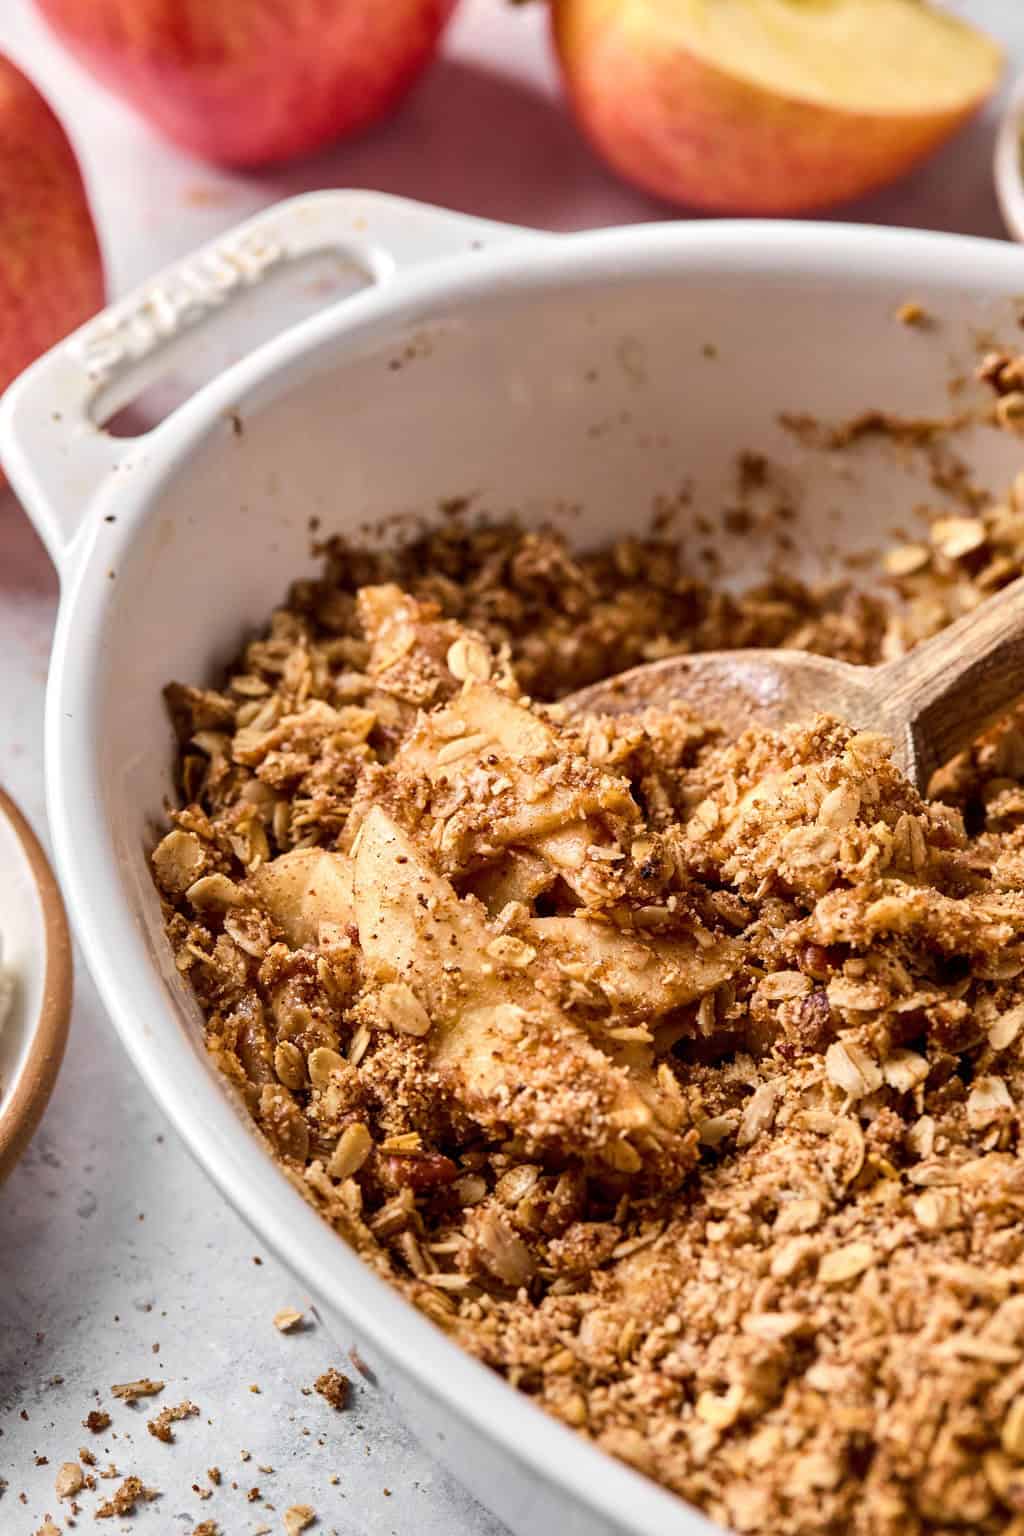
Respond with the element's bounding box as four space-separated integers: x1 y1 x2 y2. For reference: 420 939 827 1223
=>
0 190 541 569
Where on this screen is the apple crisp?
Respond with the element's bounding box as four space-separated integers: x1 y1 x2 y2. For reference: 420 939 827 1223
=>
154 502 1024 1536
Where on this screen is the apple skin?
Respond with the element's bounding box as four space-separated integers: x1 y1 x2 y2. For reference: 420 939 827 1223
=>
0 55 104 408
552 0 998 215
34 0 459 169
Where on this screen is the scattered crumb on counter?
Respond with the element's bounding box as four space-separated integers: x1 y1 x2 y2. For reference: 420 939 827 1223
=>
284 1505 316 1535
111 1377 164 1402
312 1371 349 1412
54 1461 83 1500
95 1475 158 1518
147 1399 199 1443
347 1348 372 1381
273 1308 305 1332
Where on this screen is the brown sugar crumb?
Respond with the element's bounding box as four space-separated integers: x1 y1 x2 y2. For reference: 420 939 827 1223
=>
55 1460 83 1499
147 1399 199 1443
34 1520 60 1536
193 1522 220 1536
207 1466 221 1485
111 1377 164 1403
83 1409 111 1433
284 1507 316 1536
272 1308 305 1332
312 1369 350 1412
79 1447 97 1466
95 1475 158 1518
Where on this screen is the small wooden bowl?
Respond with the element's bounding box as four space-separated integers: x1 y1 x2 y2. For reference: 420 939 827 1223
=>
0 787 72 1181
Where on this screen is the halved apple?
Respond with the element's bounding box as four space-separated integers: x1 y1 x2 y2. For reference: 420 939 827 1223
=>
34 0 458 169
552 0 1002 214
0 56 103 426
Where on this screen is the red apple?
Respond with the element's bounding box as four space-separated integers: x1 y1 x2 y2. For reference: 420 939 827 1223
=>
33 0 460 169
553 0 1002 215
0 55 103 411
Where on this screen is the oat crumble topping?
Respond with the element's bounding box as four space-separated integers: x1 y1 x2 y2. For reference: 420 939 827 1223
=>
153 406 1024 1535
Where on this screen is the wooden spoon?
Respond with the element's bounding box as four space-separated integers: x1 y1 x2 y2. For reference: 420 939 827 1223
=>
564 574 1024 793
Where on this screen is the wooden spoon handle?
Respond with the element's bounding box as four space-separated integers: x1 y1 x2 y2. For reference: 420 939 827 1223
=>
877 573 1024 788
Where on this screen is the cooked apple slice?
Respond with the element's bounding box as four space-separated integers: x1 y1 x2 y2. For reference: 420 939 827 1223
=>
357 583 496 716
532 915 738 1025
464 849 556 915
395 682 639 906
553 0 1001 214
352 806 692 1174
248 846 354 947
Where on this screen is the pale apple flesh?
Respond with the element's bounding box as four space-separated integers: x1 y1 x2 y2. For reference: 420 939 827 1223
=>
34 0 459 168
553 0 1002 214
0 55 103 411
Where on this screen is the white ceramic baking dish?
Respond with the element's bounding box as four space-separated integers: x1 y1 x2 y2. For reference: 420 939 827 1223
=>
6 190 1024 1536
